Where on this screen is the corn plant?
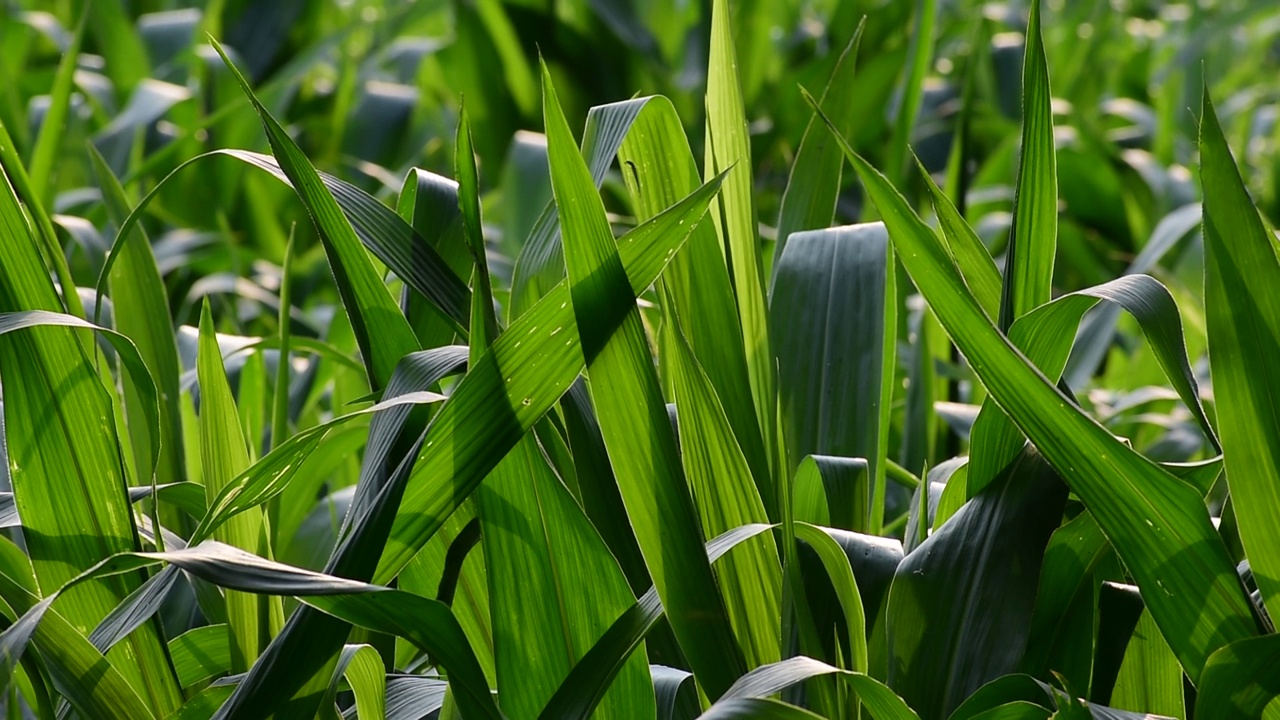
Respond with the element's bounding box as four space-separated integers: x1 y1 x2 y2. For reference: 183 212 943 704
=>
1 0 1280 719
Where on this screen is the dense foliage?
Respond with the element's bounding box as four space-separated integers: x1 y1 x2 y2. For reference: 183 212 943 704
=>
2 0 1280 718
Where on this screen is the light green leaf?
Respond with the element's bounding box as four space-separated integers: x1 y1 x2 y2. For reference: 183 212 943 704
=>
1199 85 1280 625
544 61 746 699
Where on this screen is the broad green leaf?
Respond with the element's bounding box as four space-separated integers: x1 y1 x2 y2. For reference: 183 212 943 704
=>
792 456 868 531
918 158 1001 321
665 309 782 670
327 644 386 720
1196 634 1280 720
705 0 778 472
774 23 864 269
197 302 269 671
1064 203 1203 387
455 104 499 355
560 381 650 595
509 98 644 319
653 665 698 720
210 40 420 389
1199 86 1280 625
616 95 771 516
544 62 746 699
969 703 1053 720
396 168 469 349
169 624 232 688
887 448 1067 720
1110 610 1185 719
699 698 825 720
0 153 178 715
998 0 1057 331
772 224 895 532
540 525 777 720
814 98 1258 682
479 435 654 719
5 541 502 720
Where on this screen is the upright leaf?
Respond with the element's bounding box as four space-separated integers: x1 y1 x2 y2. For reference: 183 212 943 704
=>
197 303 270 671
705 0 778 470
1199 87 1280 624
998 0 1057 331
771 224 895 532
545 64 747 698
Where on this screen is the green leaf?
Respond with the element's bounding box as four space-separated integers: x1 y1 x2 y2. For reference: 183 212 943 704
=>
209 39 420 390
479 434 654 719
705 0 778 471
1022 511 1110 687
328 644 386 720
169 624 232 688
813 93 1259 682
544 61 746 698
793 523 869 673
1110 610 1185 719
88 145 187 504
715 656 919 720
771 223 895 532
616 95 772 517
7 541 503 720
539 524 777 720
998 0 1057 331
699 698 826 720
664 309 782 670
918 157 1001 321
968 274 1218 496
198 301 270 670
1196 634 1280 720
887 448 1068 720
0 152 179 716
1199 85 1280 625
774 22 864 268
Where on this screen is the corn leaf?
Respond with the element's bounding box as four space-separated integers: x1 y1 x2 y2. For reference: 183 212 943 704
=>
1199 85 1280 625
772 223 895 532
998 0 1057 330
705 0 778 470
544 61 747 698
813 95 1259 682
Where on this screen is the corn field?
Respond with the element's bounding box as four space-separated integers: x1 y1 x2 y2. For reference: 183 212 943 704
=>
1 0 1279 718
